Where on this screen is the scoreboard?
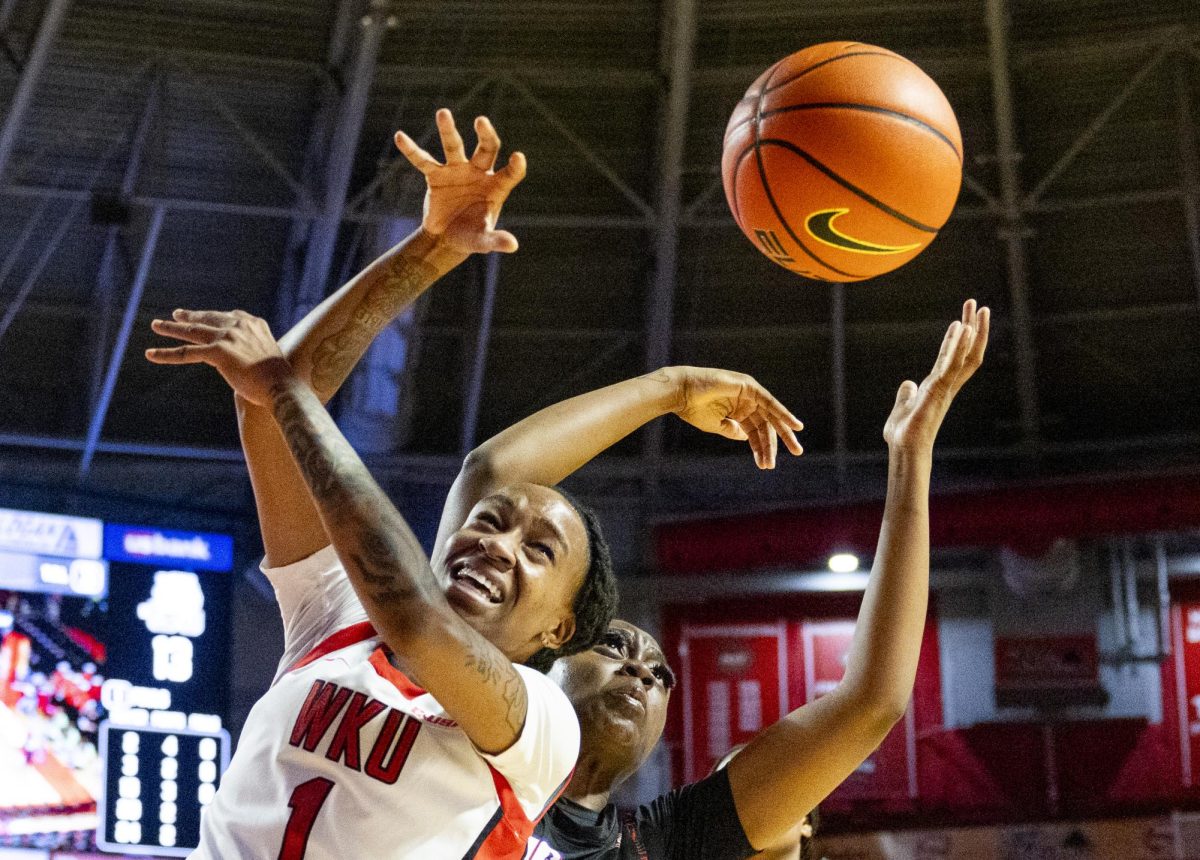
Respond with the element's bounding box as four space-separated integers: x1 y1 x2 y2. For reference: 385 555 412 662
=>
0 507 235 857
97 724 230 856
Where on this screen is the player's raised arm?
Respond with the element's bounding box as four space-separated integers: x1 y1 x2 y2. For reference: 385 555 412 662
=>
432 365 804 569
725 300 989 851
226 109 526 567
147 311 557 754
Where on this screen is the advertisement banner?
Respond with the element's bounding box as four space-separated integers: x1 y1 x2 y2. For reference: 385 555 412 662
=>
103 525 234 572
1174 602 1200 789
678 623 787 783
0 507 103 559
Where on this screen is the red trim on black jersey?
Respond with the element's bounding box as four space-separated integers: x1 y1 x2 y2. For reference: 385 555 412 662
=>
368 646 427 700
286 621 377 674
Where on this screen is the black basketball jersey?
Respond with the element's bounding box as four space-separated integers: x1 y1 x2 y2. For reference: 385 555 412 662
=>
526 769 755 860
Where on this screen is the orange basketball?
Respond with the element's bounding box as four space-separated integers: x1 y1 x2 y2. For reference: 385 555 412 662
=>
722 42 962 282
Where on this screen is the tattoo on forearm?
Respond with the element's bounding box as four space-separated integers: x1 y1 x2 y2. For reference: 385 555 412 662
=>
465 646 528 735
271 383 434 608
272 380 528 737
309 256 439 397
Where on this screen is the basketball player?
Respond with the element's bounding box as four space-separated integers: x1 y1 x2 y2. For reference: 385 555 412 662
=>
144 110 624 858
145 110 801 857
525 301 989 859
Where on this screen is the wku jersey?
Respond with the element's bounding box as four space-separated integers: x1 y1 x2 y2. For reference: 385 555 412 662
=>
192 546 579 860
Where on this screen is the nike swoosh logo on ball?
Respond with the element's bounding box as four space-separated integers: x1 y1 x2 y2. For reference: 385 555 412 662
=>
805 208 922 255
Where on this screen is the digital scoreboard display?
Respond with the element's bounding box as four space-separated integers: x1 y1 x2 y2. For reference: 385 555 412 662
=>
96 724 230 856
0 509 234 857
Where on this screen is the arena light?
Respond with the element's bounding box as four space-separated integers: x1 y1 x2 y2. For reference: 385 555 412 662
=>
828 552 860 573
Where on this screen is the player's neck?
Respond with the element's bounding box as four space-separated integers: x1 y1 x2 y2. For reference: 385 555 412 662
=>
561 753 626 811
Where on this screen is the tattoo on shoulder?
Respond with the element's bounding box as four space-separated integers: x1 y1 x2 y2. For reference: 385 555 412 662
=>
310 255 439 397
465 646 528 735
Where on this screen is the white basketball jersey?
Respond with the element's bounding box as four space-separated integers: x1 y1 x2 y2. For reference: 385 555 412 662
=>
191 546 579 860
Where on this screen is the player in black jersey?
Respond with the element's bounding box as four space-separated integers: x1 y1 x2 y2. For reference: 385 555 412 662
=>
527 301 989 860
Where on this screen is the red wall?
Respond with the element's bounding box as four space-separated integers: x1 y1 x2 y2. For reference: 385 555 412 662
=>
662 584 1200 831
656 474 1200 575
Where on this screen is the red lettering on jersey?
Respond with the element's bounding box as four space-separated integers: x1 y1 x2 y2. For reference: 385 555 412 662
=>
364 709 421 785
290 680 352 752
325 691 386 771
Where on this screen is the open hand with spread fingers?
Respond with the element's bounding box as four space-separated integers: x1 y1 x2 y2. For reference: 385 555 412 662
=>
665 366 805 470
394 108 527 256
884 299 990 454
145 309 294 407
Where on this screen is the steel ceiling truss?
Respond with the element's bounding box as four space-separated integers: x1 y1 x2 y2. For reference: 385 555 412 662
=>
0 1 1196 510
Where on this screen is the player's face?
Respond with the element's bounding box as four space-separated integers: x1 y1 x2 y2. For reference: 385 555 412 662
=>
551 621 674 772
440 484 589 663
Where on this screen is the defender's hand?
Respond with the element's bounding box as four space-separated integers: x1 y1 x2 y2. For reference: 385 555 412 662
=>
145 309 294 407
669 366 804 469
884 299 990 453
394 109 526 256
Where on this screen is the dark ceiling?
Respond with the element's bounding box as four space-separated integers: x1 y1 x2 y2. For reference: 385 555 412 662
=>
0 0 1197 537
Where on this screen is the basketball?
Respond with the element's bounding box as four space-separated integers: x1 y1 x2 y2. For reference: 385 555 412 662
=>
722 42 962 282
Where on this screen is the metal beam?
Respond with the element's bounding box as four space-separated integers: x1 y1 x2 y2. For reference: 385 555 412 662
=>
79 206 166 480
289 3 389 325
985 0 1041 452
460 253 500 455
0 0 71 182
503 73 654 220
0 110 137 354
0 194 84 350
164 54 314 208
375 63 656 90
1174 56 1200 303
344 75 494 217
88 74 161 413
275 0 365 331
2 182 657 228
640 0 697 511
1025 42 1174 205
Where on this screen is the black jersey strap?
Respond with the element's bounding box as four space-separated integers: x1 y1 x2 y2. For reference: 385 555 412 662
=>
620 810 650 860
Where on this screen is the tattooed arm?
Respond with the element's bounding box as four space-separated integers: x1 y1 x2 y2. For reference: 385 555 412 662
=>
270 375 531 750
432 367 803 569
147 314 533 751
236 229 463 567
237 233 453 567
228 110 526 567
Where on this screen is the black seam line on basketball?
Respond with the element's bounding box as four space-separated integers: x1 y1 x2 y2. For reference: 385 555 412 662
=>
728 143 757 229
758 137 940 233
752 136 859 279
733 58 787 108
763 51 903 97
725 102 962 164
749 61 856 277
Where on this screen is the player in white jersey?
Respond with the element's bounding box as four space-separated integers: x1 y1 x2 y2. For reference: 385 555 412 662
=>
146 110 625 858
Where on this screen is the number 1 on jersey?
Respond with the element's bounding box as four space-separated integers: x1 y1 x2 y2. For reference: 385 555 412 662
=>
279 777 334 860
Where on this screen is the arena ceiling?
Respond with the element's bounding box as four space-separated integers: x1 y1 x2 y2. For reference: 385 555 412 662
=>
0 0 1197 542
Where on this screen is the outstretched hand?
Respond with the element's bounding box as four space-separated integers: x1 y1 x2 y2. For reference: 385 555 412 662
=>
884 299 989 453
668 366 804 469
394 108 527 256
145 310 293 407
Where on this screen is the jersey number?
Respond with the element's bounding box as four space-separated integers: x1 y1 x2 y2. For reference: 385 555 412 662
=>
278 777 334 860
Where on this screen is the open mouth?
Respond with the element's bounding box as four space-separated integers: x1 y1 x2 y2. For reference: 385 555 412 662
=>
450 562 503 604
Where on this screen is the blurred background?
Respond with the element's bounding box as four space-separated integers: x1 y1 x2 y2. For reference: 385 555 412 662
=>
0 0 1197 857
